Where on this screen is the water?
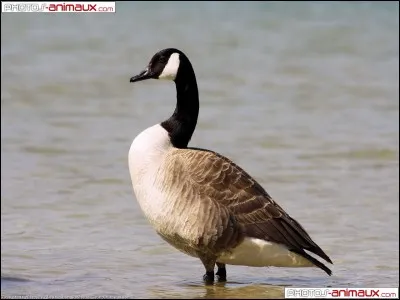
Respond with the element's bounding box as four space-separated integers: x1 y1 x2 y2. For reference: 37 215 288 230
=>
1 2 399 298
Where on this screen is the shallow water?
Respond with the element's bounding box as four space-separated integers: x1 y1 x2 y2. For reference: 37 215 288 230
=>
1 2 399 298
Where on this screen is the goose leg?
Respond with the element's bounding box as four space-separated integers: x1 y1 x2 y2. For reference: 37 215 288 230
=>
199 256 216 284
216 262 227 282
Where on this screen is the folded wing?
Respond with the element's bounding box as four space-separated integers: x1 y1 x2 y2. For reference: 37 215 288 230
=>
175 147 333 275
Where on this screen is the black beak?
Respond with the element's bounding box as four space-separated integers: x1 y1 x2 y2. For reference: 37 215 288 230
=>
130 68 153 83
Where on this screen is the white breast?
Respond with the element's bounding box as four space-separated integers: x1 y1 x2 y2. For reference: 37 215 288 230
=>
128 124 173 224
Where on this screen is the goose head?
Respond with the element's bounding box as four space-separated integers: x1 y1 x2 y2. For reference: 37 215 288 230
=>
130 48 187 83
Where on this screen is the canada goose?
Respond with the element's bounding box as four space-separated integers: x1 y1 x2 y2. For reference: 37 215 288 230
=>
128 48 333 284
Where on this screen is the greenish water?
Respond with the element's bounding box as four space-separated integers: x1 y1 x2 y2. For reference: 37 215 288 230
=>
1 2 399 298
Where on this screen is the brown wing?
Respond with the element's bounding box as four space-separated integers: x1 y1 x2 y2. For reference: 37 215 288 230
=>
174 147 333 275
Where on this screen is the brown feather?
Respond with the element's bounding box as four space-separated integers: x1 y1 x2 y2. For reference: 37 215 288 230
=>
165 147 333 274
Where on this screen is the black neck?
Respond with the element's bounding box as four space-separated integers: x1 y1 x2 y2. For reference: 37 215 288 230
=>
161 61 199 148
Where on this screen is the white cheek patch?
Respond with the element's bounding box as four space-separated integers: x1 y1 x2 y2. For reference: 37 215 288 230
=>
158 53 180 80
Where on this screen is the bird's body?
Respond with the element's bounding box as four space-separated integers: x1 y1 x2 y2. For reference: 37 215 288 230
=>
128 48 333 283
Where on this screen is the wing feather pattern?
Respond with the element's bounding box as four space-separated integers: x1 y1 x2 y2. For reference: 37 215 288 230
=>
169 147 333 275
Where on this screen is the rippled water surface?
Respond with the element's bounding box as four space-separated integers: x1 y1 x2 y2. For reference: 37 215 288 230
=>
1 2 399 298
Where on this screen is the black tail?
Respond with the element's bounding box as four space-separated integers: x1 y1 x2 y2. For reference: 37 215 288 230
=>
291 249 333 276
